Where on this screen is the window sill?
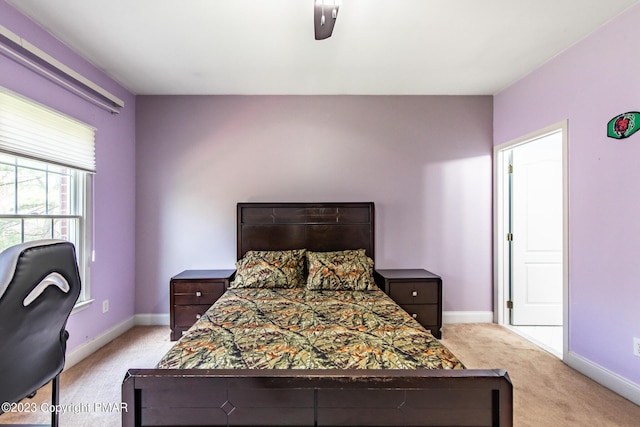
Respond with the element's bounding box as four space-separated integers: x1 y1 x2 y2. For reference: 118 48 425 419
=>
71 298 94 315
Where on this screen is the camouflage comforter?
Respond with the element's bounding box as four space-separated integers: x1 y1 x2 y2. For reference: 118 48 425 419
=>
157 288 464 370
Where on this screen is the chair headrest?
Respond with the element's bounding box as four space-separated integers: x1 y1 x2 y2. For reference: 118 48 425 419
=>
0 239 70 301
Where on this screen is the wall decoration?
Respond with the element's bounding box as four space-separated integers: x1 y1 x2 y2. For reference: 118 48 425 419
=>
607 111 640 139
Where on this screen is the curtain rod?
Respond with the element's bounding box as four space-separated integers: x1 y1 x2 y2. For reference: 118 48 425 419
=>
0 24 124 114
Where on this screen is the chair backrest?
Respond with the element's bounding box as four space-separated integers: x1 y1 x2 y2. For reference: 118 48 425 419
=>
0 240 81 406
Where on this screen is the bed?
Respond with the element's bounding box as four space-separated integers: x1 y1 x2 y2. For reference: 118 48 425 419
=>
123 202 512 427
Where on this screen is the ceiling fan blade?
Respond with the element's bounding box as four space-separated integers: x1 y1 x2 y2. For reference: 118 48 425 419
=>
314 1 339 40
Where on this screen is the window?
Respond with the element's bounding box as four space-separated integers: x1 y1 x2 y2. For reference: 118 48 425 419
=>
0 88 94 306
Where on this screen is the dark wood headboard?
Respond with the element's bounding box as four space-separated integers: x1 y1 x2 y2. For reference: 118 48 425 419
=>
237 202 375 261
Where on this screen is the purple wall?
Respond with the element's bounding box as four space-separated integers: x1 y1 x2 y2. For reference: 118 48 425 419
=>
135 95 493 315
494 6 640 384
1 1 137 352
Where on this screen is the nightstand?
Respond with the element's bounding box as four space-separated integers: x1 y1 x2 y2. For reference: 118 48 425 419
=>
375 269 443 338
169 269 235 341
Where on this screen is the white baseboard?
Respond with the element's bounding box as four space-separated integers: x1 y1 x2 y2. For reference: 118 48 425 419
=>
134 313 170 326
64 316 135 370
443 311 493 324
63 314 170 371
565 351 640 406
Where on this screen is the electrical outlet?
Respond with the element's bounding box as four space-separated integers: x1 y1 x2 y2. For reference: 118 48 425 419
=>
102 299 109 313
634 337 640 357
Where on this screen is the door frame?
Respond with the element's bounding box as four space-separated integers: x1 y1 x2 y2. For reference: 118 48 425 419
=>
493 120 569 358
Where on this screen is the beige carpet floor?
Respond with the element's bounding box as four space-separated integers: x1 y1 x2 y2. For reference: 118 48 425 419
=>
1 323 639 426
0 326 174 427
440 324 640 426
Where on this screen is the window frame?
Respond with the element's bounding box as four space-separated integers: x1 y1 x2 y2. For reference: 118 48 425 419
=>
0 153 93 310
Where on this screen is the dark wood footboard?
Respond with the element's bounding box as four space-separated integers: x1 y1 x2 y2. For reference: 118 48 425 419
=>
122 368 512 427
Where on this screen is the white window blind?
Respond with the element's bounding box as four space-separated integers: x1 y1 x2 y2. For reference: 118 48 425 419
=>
0 87 96 172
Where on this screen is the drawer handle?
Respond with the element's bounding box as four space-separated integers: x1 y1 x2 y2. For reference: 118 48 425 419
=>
195 291 202 297
412 291 418 297
412 313 418 319
196 314 201 319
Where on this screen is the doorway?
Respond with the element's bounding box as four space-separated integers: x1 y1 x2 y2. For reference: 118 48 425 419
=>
494 121 568 359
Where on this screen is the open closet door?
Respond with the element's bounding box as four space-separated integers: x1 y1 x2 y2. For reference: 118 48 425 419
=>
509 131 563 326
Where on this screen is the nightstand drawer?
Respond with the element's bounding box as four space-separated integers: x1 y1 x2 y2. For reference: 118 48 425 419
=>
173 281 225 305
389 281 438 304
376 269 443 339
169 269 234 341
399 304 438 326
174 305 209 327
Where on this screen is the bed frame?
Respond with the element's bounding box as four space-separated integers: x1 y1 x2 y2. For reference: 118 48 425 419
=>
123 202 513 427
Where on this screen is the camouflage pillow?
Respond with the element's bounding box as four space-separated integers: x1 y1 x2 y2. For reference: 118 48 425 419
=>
230 249 306 289
306 249 377 291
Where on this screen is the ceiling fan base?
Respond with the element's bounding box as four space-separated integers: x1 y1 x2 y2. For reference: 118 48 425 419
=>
314 3 339 40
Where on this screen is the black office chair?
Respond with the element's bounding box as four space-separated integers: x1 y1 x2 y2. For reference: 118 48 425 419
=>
0 240 81 427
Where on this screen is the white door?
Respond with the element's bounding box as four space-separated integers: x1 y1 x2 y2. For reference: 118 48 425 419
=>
509 132 563 326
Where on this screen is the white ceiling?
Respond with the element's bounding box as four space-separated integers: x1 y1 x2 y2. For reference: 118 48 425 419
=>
7 0 640 95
